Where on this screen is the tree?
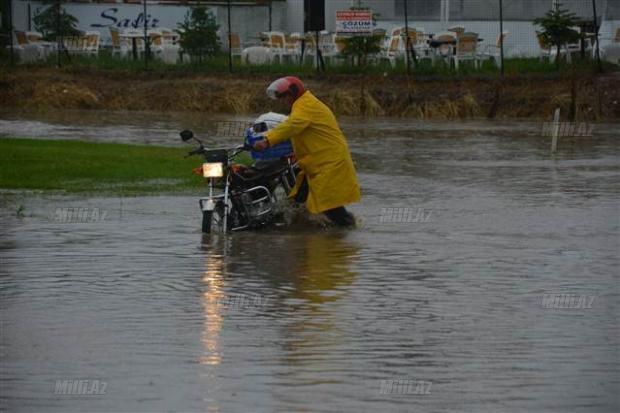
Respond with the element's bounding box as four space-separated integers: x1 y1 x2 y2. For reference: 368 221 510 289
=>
177 6 220 62
534 1 580 66
33 1 80 41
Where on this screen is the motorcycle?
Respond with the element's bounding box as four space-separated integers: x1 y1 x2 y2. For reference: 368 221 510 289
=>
180 114 299 233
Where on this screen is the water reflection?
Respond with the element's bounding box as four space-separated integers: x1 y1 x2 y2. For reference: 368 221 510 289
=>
198 231 359 370
280 233 358 372
200 246 227 366
287 232 358 304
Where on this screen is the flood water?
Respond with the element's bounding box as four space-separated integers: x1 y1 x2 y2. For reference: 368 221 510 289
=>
1 110 619 412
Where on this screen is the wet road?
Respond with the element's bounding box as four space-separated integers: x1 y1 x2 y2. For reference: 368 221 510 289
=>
1 111 619 412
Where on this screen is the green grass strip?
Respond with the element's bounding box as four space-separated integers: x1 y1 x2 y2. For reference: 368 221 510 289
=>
0 137 207 194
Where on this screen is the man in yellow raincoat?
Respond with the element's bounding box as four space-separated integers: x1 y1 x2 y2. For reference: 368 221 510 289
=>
253 76 361 227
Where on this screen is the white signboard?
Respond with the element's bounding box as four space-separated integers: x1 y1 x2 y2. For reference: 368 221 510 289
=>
64 4 210 31
26 3 217 44
335 10 373 36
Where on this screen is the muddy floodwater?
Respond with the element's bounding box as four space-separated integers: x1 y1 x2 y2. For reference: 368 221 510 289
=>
1 110 619 412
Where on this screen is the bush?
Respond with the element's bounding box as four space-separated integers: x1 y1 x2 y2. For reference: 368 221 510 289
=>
342 35 383 66
177 6 220 62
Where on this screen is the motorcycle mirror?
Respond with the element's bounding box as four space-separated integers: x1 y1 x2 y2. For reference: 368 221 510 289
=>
180 130 194 142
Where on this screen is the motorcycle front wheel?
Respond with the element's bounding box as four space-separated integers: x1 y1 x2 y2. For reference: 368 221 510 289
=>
202 210 213 233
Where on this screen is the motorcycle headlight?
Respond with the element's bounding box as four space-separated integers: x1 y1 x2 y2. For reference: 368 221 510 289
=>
202 162 224 178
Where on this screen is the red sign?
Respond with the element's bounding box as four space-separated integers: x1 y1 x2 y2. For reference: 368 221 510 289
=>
336 10 373 36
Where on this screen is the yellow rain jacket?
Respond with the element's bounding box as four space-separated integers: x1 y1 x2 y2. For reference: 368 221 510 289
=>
265 91 361 214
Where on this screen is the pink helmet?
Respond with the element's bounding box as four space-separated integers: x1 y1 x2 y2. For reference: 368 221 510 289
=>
266 76 306 100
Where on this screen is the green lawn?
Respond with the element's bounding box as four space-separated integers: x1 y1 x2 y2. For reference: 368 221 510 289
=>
0 138 208 194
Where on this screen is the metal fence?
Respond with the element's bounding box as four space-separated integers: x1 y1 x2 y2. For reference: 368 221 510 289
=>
3 0 619 74
385 0 617 74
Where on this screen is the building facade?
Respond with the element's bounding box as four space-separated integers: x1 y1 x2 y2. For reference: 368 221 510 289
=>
9 0 620 57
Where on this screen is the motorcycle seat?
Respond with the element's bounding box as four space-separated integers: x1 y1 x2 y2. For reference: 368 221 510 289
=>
250 159 288 175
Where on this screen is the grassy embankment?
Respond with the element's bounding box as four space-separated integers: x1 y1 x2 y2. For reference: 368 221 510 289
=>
0 138 207 194
1 52 618 120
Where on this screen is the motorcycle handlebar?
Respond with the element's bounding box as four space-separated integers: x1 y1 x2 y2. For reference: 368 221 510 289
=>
185 146 204 157
185 144 251 159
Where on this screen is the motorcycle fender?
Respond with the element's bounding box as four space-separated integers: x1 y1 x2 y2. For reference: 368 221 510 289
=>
201 199 216 212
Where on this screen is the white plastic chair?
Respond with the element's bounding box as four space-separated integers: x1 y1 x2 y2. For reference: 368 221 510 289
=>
321 33 347 65
12 31 45 63
454 32 480 70
229 33 243 60
83 31 100 56
109 27 129 57
478 31 508 69
263 31 288 63
381 35 403 67
285 33 302 62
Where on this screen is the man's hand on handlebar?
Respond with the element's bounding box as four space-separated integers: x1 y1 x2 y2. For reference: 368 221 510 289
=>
253 138 269 152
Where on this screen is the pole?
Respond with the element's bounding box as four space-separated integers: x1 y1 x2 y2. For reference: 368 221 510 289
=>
316 31 319 73
551 108 560 153
8 0 14 65
227 0 232 73
268 0 272 32
592 0 602 72
315 30 325 74
56 0 61 68
143 0 148 70
404 0 411 75
499 0 504 77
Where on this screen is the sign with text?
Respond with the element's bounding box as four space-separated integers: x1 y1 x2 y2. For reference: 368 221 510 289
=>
20 2 217 44
335 10 373 36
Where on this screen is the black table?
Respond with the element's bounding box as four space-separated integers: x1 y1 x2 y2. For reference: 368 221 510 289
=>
427 37 483 59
